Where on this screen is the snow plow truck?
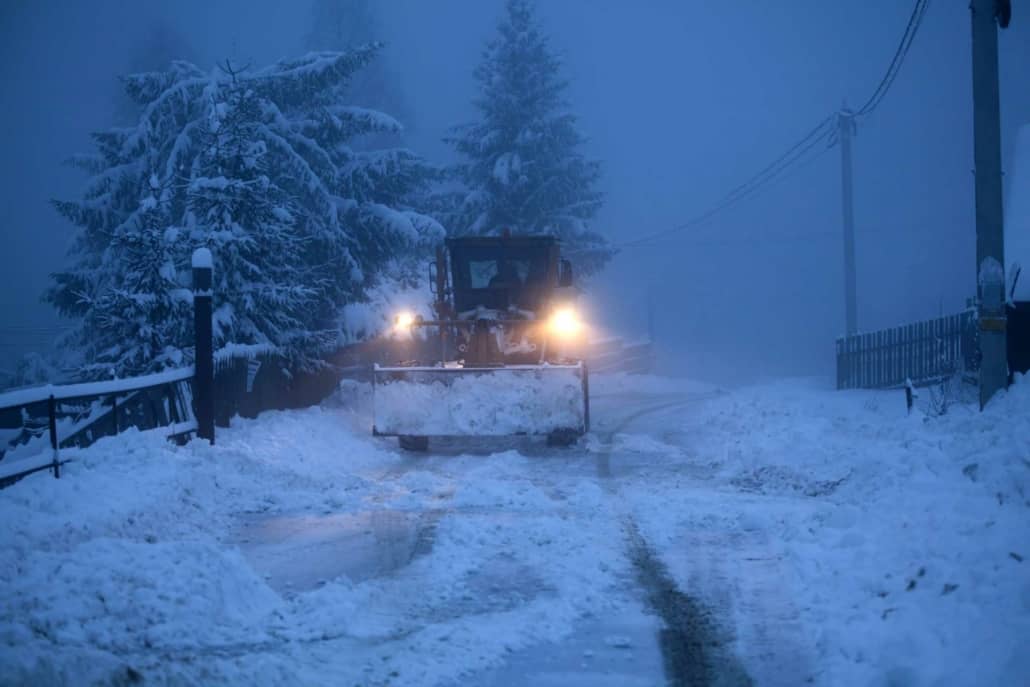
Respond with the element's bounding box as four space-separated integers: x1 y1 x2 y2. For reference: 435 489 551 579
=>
373 234 590 451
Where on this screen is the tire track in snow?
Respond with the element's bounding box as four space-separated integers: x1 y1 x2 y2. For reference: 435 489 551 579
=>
595 393 754 687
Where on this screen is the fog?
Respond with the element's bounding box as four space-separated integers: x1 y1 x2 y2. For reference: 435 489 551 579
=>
2 0 1028 383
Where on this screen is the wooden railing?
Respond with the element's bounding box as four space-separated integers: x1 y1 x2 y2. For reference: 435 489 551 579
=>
0 368 198 486
836 310 977 390
0 248 217 487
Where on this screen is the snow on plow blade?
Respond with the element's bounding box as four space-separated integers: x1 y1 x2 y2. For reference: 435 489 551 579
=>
372 363 589 437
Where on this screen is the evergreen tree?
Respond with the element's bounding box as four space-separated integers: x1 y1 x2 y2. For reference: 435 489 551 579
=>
49 50 441 379
445 0 611 274
186 78 324 358
71 179 193 378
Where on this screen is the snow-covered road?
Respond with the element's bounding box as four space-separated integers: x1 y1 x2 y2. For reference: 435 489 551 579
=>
2 373 1028 686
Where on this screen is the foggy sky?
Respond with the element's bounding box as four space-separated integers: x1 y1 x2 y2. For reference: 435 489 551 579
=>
1 1 1028 382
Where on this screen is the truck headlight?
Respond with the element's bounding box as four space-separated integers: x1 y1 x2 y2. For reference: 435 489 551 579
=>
549 307 582 338
394 311 416 332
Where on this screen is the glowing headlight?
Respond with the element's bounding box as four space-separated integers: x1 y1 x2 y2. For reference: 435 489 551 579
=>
394 311 416 332
549 307 582 338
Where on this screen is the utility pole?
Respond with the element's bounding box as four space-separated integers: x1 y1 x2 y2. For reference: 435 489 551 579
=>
838 107 858 336
969 0 1010 409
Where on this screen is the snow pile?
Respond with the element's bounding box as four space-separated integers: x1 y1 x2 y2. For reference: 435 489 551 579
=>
373 366 586 436
608 375 1030 686
3 371 1029 686
0 404 401 685
0 386 616 686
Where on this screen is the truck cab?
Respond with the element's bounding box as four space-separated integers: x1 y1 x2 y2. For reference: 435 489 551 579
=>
445 235 571 315
433 235 579 365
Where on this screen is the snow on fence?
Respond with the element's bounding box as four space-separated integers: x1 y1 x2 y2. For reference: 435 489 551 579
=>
835 310 977 390
0 367 198 486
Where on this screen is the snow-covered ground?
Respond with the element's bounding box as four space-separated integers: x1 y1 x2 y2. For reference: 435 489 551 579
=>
1 373 1028 686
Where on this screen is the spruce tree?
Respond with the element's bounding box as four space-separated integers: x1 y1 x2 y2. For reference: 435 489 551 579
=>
49 50 441 379
445 0 611 274
52 175 192 379
186 78 323 359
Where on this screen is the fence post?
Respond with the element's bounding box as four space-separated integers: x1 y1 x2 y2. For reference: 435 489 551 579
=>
193 248 215 444
47 394 59 479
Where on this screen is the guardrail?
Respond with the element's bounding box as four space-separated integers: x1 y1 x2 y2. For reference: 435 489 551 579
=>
835 310 977 390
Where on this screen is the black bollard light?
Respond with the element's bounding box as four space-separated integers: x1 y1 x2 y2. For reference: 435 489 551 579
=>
192 247 215 444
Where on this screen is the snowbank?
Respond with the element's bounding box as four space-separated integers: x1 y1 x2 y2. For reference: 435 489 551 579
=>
0 404 401 685
0 387 614 686
610 375 1030 685
2 371 1028 686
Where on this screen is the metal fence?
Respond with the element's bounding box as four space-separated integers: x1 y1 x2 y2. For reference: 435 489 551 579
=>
836 310 977 390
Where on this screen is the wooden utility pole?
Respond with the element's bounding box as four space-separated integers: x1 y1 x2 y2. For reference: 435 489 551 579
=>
969 0 1010 409
838 107 858 336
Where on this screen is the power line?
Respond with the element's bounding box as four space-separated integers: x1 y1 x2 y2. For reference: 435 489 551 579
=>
617 118 836 249
857 0 931 117
650 223 968 249
599 0 932 254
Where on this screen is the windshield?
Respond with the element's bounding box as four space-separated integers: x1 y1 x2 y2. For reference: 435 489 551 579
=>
453 248 551 312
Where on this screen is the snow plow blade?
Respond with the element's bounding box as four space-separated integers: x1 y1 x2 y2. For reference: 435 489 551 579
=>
372 363 589 438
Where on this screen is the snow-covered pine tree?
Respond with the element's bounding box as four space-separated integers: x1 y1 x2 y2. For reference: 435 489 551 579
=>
186 75 326 362
445 0 611 274
65 179 193 378
49 50 441 379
